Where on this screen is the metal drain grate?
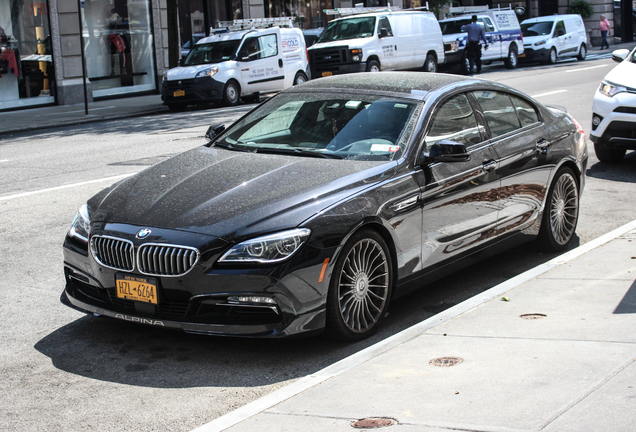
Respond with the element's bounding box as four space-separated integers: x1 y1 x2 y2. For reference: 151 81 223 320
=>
351 418 397 429
429 357 463 367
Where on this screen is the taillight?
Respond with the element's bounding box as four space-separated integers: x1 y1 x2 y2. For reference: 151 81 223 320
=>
306 47 309 63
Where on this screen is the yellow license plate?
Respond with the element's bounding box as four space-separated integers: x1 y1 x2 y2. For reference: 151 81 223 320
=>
173 90 185 97
116 275 158 304
322 72 333 77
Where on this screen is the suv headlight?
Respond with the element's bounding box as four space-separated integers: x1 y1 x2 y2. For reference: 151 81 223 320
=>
195 66 219 79
69 203 90 243
219 228 311 263
599 80 627 97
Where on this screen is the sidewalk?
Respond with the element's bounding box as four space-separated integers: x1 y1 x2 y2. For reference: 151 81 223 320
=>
194 220 636 432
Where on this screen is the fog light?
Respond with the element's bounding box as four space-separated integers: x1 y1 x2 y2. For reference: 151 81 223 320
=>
592 115 601 126
227 296 277 305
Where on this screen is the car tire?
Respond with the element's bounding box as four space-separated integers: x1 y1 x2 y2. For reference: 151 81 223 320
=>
538 167 579 252
366 60 381 72
548 47 557 64
222 80 240 106
423 54 437 73
594 142 626 163
504 45 518 69
294 71 308 85
167 103 186 112
325 228 393 341
577 44 586 61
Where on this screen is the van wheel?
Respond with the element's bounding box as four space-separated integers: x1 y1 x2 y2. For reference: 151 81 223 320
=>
423 54 437 73
366 60 381 72
222 80 240 106
548 47 557 64
577 44 586 61
504 45 518 69
294 71 308 85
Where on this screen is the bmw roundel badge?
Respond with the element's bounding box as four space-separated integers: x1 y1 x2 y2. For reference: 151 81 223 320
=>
136 228 152 239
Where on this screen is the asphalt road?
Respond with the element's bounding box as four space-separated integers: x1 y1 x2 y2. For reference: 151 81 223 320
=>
1 56 635 432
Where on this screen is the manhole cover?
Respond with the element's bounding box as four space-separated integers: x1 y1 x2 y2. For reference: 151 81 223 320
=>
351 418 397 429
429 357 463 367
520 313 547 320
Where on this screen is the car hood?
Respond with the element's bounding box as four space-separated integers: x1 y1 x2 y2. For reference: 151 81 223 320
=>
167 63 232 80
309 38 371 50
89 146 397 241
604 59 636 88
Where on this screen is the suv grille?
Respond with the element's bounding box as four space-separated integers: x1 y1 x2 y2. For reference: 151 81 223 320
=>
310 47 347 68
138 244 199 276
91 236 135 271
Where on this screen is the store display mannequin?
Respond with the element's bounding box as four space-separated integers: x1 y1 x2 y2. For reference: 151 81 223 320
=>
108 9 126 76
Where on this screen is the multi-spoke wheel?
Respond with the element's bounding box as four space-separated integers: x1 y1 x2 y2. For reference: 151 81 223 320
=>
326 229 392 341
538 168 579 251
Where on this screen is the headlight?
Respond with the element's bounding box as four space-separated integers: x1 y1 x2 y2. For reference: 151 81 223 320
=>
219 228 311 263
195 66 219 79
599 80 627 97
162 72 167 82
534 39 547 46
350 49 362 62
69 203 90 243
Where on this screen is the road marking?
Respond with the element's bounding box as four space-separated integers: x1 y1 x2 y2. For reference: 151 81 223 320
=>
565 64 609 73
0 160 9 163
0 173 136 202
531 90 567 98
190 217 636 432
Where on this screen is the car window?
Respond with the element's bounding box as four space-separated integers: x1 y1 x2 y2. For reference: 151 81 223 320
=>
378 17 393 37
554 21 565 35
473 91 521 138
440 19 471 34
184 40 241 65
425 94 484 148
219 92 419 161
521 21 553 37
510 95 539 127
480 18 495 32
318 17 377 42
241 34 278 61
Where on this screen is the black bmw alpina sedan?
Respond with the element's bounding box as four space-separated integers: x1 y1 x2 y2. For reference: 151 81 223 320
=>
62 72 588 340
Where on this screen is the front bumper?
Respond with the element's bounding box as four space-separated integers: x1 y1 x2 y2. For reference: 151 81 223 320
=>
310 62 366 78
61 226 334 338
161 76 226 105
521 47 549 62
590 90 636 148
443 51 463 65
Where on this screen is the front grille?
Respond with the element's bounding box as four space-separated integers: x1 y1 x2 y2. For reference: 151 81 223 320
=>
106 289 190 320
310 47 347 68
138 244 199 277
91 236 135 271
614 106 636 114
165 79 195 90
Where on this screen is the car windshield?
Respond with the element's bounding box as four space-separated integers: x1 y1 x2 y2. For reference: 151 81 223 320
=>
521 21 554 37
216 92 419 161
440 19 471 35
318 17 376 42
184 40 240 65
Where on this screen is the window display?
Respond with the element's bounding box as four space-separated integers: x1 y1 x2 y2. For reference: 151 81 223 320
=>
0 0 55 110
81 0 156 97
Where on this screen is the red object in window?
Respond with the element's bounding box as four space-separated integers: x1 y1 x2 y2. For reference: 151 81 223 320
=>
1 49 18 77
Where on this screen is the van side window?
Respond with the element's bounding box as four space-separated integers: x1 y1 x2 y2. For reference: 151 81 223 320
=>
425 94 483 148
554 21 565 36
242 34 278 61
378 17 393 37
473 91 521 138
479 17 495 32
510 95 539 127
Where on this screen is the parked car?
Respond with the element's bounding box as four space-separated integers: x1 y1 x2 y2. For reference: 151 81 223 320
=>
161 18 309 110
521 14 587 64
440 7 524 74
62 72 587 341
308 10 444 77
591 46 636 162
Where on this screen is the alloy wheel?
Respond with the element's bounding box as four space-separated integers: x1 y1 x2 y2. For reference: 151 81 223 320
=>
549 172 578 245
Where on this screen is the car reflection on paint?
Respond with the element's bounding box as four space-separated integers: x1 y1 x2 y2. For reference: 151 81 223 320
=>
61 72 588 341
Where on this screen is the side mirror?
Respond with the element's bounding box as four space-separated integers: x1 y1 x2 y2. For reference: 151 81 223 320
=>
205 124 226 141
420 140 470 164
556 29 565 37
611 48 630 63
379 28 389 38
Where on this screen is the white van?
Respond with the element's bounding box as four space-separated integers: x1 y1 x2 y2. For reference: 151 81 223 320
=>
308 9 445 77
520 14 587 64
161 18 309 110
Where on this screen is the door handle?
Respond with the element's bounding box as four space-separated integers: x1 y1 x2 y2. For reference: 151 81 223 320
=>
536 138 551 153
483 160 497 172
278 59 283 68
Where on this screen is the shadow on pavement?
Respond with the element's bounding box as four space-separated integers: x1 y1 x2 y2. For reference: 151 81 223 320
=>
586 151 636 183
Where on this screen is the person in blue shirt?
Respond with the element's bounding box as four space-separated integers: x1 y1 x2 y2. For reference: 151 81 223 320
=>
461 15 489 74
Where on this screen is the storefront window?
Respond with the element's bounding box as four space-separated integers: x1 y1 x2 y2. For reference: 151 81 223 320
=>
0 0 55 110
81 0 156 97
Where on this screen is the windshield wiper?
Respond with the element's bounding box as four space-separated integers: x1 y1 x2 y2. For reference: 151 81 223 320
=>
255 147 342 159
214 141 251 152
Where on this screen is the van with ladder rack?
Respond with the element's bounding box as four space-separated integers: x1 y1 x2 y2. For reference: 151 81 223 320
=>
161 17 310 110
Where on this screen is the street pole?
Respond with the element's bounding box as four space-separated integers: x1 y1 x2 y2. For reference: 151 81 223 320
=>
76 0 89 115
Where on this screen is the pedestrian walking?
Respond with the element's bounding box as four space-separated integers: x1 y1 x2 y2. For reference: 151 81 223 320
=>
461 15 489 74
599 15 611 49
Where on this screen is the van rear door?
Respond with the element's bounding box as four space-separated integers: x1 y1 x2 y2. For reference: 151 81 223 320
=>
238 30 285 94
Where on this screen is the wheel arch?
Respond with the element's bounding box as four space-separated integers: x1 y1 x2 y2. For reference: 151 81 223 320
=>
225 78 242 96
366 55 381 66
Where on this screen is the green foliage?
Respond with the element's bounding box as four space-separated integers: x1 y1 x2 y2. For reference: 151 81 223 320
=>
569 0 594 19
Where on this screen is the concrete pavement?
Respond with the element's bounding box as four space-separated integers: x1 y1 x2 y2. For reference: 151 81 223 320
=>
193 220 636 432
